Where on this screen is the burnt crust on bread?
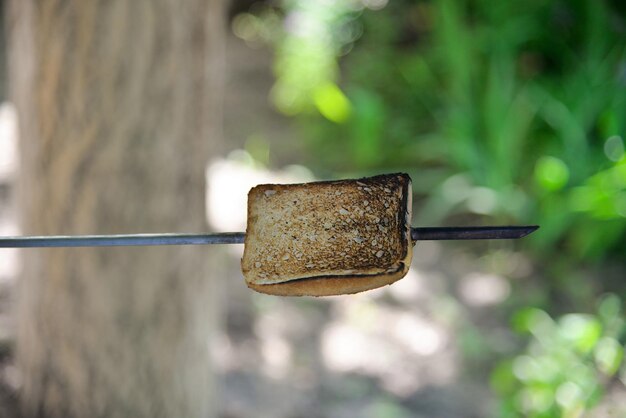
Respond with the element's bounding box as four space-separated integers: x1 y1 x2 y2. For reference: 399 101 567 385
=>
241 173 413 296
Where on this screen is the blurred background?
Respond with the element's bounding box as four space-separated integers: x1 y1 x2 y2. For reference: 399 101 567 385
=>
0 0 625 417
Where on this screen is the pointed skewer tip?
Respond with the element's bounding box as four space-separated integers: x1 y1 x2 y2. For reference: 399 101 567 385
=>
519 225 540 238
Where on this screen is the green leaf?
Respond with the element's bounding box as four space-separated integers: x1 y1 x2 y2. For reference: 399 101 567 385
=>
555 381 583 411
313 82 352 123
594 337 624 376
598 294 621 323
511 308 552 337
535 156 570 191
491 360 517 395
558 314 602 354
349 88 386 166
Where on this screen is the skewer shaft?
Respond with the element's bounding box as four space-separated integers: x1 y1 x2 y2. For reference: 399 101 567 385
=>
0 226 538 248
411 225 538 241
0 233 245 247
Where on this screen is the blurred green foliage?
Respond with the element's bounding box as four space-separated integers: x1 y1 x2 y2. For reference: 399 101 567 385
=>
233 0 626 416
235 0 626 261
492 295 625 417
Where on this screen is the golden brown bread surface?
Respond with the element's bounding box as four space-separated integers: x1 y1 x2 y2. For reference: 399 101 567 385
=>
241 173 413 296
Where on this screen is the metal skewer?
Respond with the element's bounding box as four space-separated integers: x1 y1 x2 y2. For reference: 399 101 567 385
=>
411 225 538 241
0 226 538 248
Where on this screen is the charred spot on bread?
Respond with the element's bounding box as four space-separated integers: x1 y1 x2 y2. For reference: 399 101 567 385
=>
241 173 413 296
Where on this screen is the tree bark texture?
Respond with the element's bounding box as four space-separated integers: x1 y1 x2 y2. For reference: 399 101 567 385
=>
7 0 224 416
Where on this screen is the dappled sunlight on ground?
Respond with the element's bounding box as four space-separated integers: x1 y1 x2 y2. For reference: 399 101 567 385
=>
459 272 510 307
321 302 453 396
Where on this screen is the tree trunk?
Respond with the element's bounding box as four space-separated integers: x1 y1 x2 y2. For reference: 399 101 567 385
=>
6 1 224 416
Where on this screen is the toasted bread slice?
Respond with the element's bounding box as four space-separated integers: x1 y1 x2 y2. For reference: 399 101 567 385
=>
241 173 413 296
